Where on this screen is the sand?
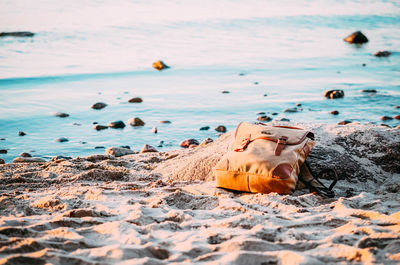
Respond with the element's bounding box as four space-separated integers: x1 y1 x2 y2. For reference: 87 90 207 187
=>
0 122 399 265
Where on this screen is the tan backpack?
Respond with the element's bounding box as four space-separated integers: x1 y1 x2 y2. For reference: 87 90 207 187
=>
214 122 336 196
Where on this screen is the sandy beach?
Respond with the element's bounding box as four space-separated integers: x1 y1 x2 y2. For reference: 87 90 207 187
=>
1 122 399 264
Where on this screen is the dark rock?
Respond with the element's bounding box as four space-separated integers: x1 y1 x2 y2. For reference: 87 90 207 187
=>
279 118 290 122
93 125 108 131
200 138 213 147
91 102 107 110
128 97 143 103
52 155 72 160
128 117 145 126
330 110 339 115
256 112 266 115
374 51 391 57
0 138 5 140
361 89 377 93
20 152 32 157
18 131 27 136
55 137 69 142
159 120 171 124
80 141 87 144
283 107 298 113
381 116 394 121
222 91 230 94
362 63 366 67
0 158 4 164
54 112 69 118
94 146 105 149
152 127 158 133
0 32 35 37
394 115 400 120
140 144 158 153
263 94 268 97
108 120 126 129
0 149 7 154
343 31 368 44
296 103 302 107
73 123 81 126
394 106 400 109
180 139 199 148
200 126 210 131
93 122 98 124
338 120 352 125
13 157 46 163
120 146 130 149
257 115 272 122
215 125 227 133
271 113 278 116
380 124 392 128
238 73 245 76
324 89 344 99
254 82 259 85
152 60 170 71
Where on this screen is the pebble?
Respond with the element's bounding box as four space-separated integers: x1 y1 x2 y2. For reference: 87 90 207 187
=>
330 110 339 115
271 113 278 116
180 139 199 148
94 146 105 149
108 120 126 129
263 94 268 97
0 138 5 140
256 112 266 115
13 157 46 163
373 51 391 57
52 155 72 160
55 137 69 142
18 131 27 136
93 125 108 131
362 63 366 67
105 147 135 157
200 138 214 147
296 103 302 107
338 120 352 125
199 126 210 131
254 82 259 85
140 144 158 153
91 102 108 110
152 60 170 71
361 89 377 93
222 91 230 94
73 123 81 126
279 118 290 122
128 97 143 103
215 125 227 133
93 122 98 124
394 115 400 120
238 73 245 76
54 112 69 118
120 146 130 149
0 149 7 154
394 106 400 109
283 107 298 113
343 31 368 44
0 31 35 37
257 115 272 122
324 89 344 99
152 127 158 133
381 116 394 121
159 120 171 124
19 152 32 157
128 117 145 126
0 158 4 164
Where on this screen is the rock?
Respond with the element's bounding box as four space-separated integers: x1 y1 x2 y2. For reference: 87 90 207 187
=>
200 138 214 147
94 146 105 149
338 120 352 125
108 120 126 129
283 107 298 113
105 147 135 157
0 138 5 140
91 102 107 110
256 112 266 115
54 112 69 118
394 106 400 109
52 155 72 161
152 60 170 71
55 137 69 142
152 127 158 133
324 89 344 99
93 122 98 124
13 157 46 163
73 123 81 126
93 125 108 131
20 152 32 157
0 149 7 154
361 89 377 93
381 116 394 121
362 63 366 67
128 117 145 126
222 91 230 94
140 144 158 153
263 93 268 97
330 110 339 115
271 112 278 116
238 73 245 76
120 146 130 149
374 51 391 57
343 31 368 44
128 97 143 103
296 103 302 107
0 158 4 164
215 125 227 133
257 115 272 121
0 32 35 37
18 131 27 136
394 115 400 120
279 118 290 122
180 139 199 148
199 126 210 131
254 82 259 85
159 120 171 124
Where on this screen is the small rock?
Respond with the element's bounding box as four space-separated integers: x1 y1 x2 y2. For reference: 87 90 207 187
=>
296 103 302 107
199 126 210 131
73 123 81 126
18 131 27 136
128 97 143 103
343 31 368 44
238 73 245 76
263 94 268 97
152 127 158 133
0 138 5 140
279 118 290 122
362 63 366 67
324 89 344 99
215 125 227 133
338 120 352 125
330 110 339 115
394 106 400 109
180 139 199 148
152 60 170 71
120 146 130 149
159 120 171 124
55 137 69 142
200 138 214 147
91 102 107 110
271 112 278 116
13 157 46 163
140 144 158 153
94 146 105 149
108 120 126 129
0 149 7 154
93 125 108 131
361 89 377 93
381 116 393 121
380 124 391 128
52 155 72 160
80 141 87 144
373 51 391 57
254 82 259 85
257 115 272 121
105 147 135 157
222 91 230 94
256 112 266 115
128 117 145 126
0 32 35 37
54 112 69 118
158 140 165 147
394 115 400 120
0 158 4 164
93 122 98 124
20 152 32 157
283 107 298 113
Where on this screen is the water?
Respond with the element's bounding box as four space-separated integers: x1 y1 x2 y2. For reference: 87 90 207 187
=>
1 0 400 163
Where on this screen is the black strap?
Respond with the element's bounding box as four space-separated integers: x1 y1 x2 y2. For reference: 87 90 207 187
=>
299 161 338 198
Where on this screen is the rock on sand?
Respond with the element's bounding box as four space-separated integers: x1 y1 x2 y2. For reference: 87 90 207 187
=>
105 147 135 157
140 144 158 153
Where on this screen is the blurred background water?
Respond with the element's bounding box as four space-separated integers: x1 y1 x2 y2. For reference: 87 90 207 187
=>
0 0 399 162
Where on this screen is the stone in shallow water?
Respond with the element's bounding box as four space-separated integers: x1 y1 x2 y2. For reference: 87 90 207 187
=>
53 112 69 118
0 149 7 154
373 51 391 57
343 31 368 44
283 107 298 113
0 31 35 37
105 147 135 157
55 137 69 142
324 89 344 99
152 60 170 71
20 152 32 157
200 126 210 131
159 120 171 124
215 125 227 133
93 125 108 131
257 115 272 121
13 157 46 163
128 97 143 103
381 116 393 121
18 131 27 136
91 102 107 109
0 158 4 164
330 110 339 115
140 144 158 153
128 117 145 126
180 139 199 148
361 89 377 93
338 120 352 125
108 120 126 129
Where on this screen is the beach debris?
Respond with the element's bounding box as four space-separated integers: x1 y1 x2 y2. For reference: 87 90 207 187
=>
361 89 377 93
374 51 391 57
159 120 171 124
0 31 35 37
128 117 145 127
18 131 27 136
394 115 400 120
283 107 298 113
140 144 158 153
152 127 158 133
53 112 69 118
222 91 230 94
12 157 46 163
0 158 4 164
91 102 108 110
180 139 199 148
128 97 143 103
324 89 344 99
381 116 394 121
257 115 272 121
199 126 210 131
93 125 108 131
105 146 135 157
344 31 368 44
215 125 227 133
200 138 214 147
330 110 339 115
108 120 126 129
55 137 69 142
152 60 170 71
0 149 7 154
20 152 32 157
338 120 352 125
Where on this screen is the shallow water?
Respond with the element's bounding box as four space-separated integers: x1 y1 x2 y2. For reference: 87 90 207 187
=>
1 0 400 162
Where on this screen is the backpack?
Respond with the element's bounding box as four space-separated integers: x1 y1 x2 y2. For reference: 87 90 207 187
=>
214 122 337 197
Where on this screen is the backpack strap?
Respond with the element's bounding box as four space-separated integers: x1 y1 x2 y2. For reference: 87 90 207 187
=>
298 161 338 198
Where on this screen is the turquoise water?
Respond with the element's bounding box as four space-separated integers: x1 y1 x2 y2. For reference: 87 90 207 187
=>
1 0 400 162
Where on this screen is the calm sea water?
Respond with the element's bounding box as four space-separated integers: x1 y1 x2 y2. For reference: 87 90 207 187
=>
1 0 400 162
